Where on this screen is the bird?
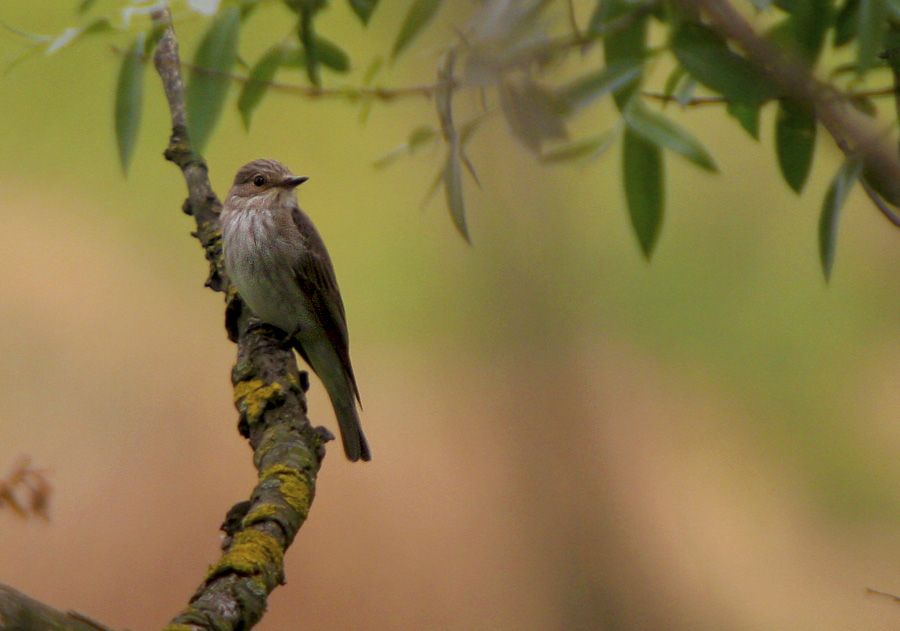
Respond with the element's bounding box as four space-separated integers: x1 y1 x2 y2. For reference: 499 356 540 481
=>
221 158 370 461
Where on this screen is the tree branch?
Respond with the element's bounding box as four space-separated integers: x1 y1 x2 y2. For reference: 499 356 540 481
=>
0 584 113 631
642 86 899 108
149 8 327 630
676 0 900 228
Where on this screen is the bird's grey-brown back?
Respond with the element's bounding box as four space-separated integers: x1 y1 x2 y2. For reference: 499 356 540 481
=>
220 158 371 461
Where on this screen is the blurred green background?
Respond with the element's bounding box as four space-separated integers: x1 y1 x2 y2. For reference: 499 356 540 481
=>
1 2 899 629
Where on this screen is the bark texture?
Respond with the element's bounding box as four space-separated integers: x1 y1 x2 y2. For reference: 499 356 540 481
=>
0 584 112 631
150 9 327 631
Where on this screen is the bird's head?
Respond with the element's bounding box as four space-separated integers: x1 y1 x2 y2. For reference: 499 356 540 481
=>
226 158 308 206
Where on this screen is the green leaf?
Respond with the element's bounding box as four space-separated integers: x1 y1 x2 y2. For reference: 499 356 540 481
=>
726 101 761 139
834 0 859 46
858 0 887 73
775 99 816 193
115 34 145 175
782 0 831 64
77 0 99 14
362 55 383 84
372 146 409 169
662 66 686 103
673 77 698 107
861 167 900 207
421 167 444 208
240 0 263 19
819 159 861 280
299 9 320 85
623 128 664 258
460 150 480 188
409 125 438 148
238 46 284 130
45 17 112 54
557 58 643 110
3 47 40 76
392 0 442 60
624 101 717 172
444 142 469 242
143 23 167 57
373 125 438 168
282 37 352 72
348 0 379 24
499 79 568 153
0 21 50 43
313 35 350 72
460 114 486 145
672 22 775 106
592 0 649 109
435 51 456 141
432 49 467 238
185 7 241 153
540 132 614 163
358 98 374 125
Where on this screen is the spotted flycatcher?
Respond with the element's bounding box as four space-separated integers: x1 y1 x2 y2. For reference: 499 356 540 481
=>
222 159 370 461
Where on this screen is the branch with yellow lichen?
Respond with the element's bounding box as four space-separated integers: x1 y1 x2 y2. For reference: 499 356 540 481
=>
1 8 329 629
148 6 328 630
0 584 114 630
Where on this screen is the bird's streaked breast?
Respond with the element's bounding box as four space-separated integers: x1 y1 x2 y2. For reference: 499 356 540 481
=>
222 205 316 334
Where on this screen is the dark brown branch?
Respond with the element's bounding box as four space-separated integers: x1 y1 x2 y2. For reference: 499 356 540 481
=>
866 586 900 603
179 60 442 101
109 4 634 105
111 44 444 101
0 583 113 631
677 0 900 228
149 8 327 630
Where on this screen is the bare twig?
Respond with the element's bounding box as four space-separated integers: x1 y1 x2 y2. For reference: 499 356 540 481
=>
112 44 447 101
866 586 900 602
150 7 327 630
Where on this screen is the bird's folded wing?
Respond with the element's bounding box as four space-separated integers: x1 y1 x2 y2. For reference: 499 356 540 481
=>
291 207 361 403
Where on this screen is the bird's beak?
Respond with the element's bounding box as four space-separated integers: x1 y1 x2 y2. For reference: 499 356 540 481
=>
280 176 309 188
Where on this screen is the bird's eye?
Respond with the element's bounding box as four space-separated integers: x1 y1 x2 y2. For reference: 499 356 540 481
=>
253 175 266 187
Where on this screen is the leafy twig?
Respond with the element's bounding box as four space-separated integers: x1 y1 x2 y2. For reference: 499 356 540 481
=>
677 0 900 228
642 86 898 107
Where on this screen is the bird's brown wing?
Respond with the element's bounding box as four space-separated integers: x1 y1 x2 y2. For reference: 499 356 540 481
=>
290 207 361 403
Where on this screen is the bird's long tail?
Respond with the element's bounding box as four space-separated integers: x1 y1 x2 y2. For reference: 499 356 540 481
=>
331 393 371 462
299 338 371 461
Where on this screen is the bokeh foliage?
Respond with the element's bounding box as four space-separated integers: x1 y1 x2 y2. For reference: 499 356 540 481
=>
6 0 900 276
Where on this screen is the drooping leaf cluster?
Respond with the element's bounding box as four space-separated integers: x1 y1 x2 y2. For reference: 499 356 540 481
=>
8 0 900 279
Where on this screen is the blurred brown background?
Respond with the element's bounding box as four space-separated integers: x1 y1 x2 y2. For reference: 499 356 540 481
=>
1 2 899 629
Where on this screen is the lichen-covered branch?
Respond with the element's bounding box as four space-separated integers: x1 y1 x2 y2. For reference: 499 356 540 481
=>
0 583 113 631
149 8 327 631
